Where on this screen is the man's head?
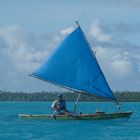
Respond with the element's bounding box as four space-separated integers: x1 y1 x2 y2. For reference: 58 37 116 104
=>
57 94 63 101
58 94 63 101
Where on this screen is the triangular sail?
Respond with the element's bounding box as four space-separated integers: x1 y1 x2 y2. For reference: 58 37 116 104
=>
32 26 116 101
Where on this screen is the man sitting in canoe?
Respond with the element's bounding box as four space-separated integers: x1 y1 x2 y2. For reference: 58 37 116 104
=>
51 94 68 115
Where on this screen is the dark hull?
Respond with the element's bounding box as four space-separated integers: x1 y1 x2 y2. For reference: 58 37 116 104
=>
18 111 133 120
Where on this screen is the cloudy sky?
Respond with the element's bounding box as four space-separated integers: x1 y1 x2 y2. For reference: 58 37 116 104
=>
0 0 140 92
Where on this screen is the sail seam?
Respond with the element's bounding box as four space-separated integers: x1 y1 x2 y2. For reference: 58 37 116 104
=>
89 84 113 99
91 72 102 83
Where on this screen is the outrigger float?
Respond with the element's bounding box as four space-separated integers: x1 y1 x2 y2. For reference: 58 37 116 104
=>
19 21 133 120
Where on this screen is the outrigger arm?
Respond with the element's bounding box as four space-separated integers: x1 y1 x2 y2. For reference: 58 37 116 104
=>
73 93 82 113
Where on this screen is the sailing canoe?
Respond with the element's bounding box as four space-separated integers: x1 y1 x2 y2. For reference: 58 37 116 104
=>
19 111 132 120
18 22 133 120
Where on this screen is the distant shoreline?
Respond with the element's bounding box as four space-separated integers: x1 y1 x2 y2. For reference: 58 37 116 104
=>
0 90 140 102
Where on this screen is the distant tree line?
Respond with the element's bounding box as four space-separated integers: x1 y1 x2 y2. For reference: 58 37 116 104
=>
0 90 140 102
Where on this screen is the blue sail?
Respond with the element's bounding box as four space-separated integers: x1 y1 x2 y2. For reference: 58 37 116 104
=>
32 27 116 100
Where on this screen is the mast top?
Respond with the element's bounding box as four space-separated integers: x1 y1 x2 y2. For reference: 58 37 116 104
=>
76 21 80 27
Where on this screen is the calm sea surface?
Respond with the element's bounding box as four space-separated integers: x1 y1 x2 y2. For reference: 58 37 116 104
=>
0 102 139 140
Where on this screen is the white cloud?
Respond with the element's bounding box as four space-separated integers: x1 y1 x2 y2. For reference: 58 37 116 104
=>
93 45 140 90
0 25 62 73
60 26 74 36
111 59 133 78
89 20 140 91
0 25 64 91
90 21 112 42
95 46 134 79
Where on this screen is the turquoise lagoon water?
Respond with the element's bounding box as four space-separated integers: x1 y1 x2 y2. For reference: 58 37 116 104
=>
0 102 139 140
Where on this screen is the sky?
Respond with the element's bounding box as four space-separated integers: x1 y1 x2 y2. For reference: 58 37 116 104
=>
0 0 140 92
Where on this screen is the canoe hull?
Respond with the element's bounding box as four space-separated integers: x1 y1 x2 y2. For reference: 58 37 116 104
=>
18 111 133 120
